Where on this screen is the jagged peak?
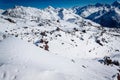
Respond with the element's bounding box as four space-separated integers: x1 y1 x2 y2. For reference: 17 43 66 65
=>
14 5 24 8
112 0 120 6
72 6 81 9
94 3 110 7
11 5 41 11
4 5 42 13
2 5 43 19
48 6 54 9
45 6 55 10
95 3 104 7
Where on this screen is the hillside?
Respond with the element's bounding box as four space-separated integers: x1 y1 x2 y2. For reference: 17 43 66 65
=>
0 4 120 80
73 1 120 28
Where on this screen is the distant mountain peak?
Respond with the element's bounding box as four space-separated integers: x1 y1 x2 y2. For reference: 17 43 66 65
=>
95 3 103 7
112 0 120 7
45 6 55 10
72 1 120 28
14 5 23 8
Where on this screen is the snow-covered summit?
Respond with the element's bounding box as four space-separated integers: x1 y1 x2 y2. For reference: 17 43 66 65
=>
2 6 83 22
2 6 43 20
112 0 120 7
72 1 120 28
93 8 120 27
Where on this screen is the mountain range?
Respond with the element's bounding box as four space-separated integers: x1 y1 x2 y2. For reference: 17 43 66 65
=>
0 1 120 80
73 1 120 28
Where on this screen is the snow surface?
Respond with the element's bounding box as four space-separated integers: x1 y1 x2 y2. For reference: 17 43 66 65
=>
0 37 119 80
73 1 120 28
0 5 120 80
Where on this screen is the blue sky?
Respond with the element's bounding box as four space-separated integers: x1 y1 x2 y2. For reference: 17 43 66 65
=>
0 0 119 9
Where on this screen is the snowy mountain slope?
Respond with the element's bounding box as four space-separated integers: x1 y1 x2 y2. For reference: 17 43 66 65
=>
112 0 120 8
73 3 110 18
0 9 4 14
94 8 120 28
0 5 120 80
2 6 82 22
73 1 120 28
0 6 120 59
0 37 119 80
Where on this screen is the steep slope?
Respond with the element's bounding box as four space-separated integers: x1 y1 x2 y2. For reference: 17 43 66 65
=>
112 0 120 8
73 3 110 18
94 9 120 28
73 1 120 28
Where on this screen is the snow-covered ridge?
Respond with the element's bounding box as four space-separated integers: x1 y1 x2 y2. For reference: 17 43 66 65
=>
2 6 82 22
112 0 120 8
73 1 120 28
0 4 120 80
0 5 120 59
